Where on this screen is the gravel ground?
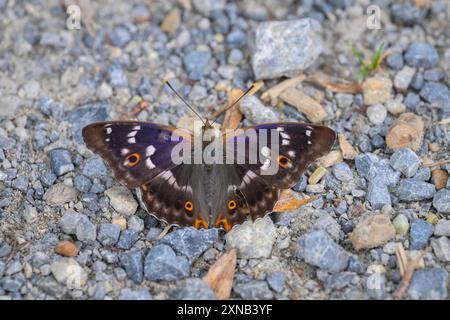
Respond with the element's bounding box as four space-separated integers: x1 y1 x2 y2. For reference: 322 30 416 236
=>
0 0 450 300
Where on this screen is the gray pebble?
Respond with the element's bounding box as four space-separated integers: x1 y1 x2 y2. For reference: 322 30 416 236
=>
233 281 273 300
366 181 391 209
120 250 144 284
333 162 353 182
404 92 421 110
240 95 279 124
386 53 404 70
433 189 450 214
355 153 400 187
49 149 74 176
404 42 439 69
144 244 189 281
435 220 450 237
266 272 286 293
12 176 28 192
127 216 144 233
110 25 131 47
159 227 218 262
408 267 448 300
419 82 450 110
108 62 128 88
170 278 216 300
410 219 434 250
397 179 436 201
116 230 139 250
40 171 57 187
74 175 92 193
390 148 420 178
296 230 349 272
413 167 431 181
98 224 121 246
67 102 111 143
82 156 108 179
119 288 152 300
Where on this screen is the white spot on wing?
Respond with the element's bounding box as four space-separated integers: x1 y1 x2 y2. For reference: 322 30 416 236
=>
276 127 284 132
146 158 155 169
282 140 290 145
280 132 290 139
105 138 110 142
121 148 130 155
106 127 112 134
288 150 295 157
146 145 156 157
261 146 271 157
133 125 141 130
127 137 136 144
307 141 312 144
127 131 137 137
306 130 312 137
261 159 271 170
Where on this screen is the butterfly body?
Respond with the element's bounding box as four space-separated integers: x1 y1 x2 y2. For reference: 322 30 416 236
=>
82 120 336 231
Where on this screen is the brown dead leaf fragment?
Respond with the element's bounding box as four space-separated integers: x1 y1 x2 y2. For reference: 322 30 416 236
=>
203 249 237 300
221 88 244 131
272 189 318 212
338 133 358 160
317 150 343 168
261 75 305 105
122 99 149 119
308 74 363 94
280 87 327 123
423 158 450 168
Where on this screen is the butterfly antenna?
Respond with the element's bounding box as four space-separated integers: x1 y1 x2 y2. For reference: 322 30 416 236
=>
164 80 206 125
210 83 255 126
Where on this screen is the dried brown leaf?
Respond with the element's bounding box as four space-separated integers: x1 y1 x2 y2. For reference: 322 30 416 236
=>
221 88 244 131
272 189 318 212
260 75 305 105
279 88 327 123
308 74 362 94
203 249 237 300
317 150 343 168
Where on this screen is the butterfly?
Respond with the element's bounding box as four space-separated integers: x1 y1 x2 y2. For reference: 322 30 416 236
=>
82 85 336 232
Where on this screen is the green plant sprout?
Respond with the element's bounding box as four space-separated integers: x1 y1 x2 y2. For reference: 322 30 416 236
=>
351 42 385 82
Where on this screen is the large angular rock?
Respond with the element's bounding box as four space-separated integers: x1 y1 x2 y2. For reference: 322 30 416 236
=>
252 19 323 80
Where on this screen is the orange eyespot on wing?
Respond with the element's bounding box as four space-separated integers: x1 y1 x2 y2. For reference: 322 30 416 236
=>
125 153 141 167
277 155 291 168
228 200 237 210
184 201 193 212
